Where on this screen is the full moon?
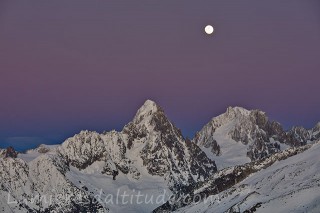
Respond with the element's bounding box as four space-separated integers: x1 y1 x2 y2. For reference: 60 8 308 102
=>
205 25 214 35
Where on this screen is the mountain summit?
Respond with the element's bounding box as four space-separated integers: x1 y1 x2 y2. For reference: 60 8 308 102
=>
133 99 160 121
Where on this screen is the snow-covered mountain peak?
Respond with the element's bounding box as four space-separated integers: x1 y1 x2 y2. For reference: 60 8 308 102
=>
207 107 267 129
124 99 173 137
121 100 217 188
138 99 159 114
143 99 158 108
193 107 281 167
226 106 251 117
132 99 161 124
202 106 267 134
194 105 320 170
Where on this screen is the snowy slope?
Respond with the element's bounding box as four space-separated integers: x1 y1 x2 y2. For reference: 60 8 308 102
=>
0 154 106 212
173 141 320 213
67 163 172 213
200 121 251 170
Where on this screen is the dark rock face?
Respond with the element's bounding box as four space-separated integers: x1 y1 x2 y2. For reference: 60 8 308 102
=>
6 146 18 158
250 110 269 129
185 139 217 181
203 138 220 156
278 123 320 147
2 146 18 158
311 122 320 141
37 145 50 154
267 121 284 137
246 140 279 161
229 109 277 150
283 126 309 146
122 122 147 149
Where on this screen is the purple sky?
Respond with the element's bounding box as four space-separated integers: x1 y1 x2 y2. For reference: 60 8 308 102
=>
0 1 319 150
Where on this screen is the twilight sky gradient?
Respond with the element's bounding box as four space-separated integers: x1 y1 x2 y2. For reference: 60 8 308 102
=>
0 1 319 150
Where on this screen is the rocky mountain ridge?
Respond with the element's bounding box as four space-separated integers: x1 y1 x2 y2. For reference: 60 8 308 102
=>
58 100 217 190
193 106 319 169
0 100 319 212
0 100 217 212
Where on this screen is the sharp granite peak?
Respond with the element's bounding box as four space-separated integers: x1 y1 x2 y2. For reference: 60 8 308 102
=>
0 100 319 213
121 99 217 186
126 99 172 134
134 99 159 118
